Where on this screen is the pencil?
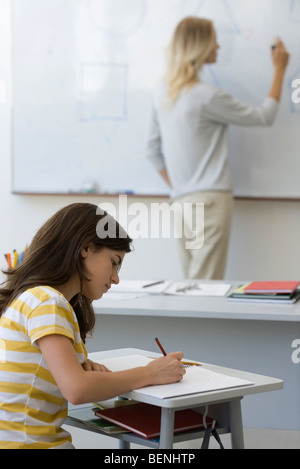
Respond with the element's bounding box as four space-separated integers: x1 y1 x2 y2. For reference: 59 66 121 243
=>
182 361 201 367
154 337 201 366
5 253 12 269
12 250 18 269
143 280 164 288
155 337 167 356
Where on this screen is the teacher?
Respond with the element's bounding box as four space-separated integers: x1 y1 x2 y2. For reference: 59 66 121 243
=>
146 17 289 280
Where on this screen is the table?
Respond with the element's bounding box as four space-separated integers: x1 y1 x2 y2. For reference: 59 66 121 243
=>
94 281 300 322
89 282 300 431
66 348 283 449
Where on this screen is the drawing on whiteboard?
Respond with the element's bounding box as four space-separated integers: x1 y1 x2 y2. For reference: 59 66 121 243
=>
78 63 128 122
194 0 206 15
12 0 300 197
290 0 300 21
205 66 223 88
196 0 241 34
86 0 146 37
96 122 123 145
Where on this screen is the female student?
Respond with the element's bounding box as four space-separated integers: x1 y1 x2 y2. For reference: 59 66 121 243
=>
0 203 185 449
146 17 290 280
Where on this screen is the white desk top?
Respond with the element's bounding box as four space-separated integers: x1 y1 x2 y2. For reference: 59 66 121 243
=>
89 348 283 409
93 281 300 323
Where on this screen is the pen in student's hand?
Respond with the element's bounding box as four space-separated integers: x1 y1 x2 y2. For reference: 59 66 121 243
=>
143 280 164 289
155 337 167 356
154 337 202 367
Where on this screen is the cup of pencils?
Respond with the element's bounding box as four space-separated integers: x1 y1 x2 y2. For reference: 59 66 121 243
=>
4 247 27 270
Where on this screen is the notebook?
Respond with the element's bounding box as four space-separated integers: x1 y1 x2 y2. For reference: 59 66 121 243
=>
244 281 300 294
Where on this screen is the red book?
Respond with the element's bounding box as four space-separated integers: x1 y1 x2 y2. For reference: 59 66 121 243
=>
95 403 213 439
244 281 300 294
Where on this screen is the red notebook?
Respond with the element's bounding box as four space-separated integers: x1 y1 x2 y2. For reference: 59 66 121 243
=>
244 281 300 294
95 403 213 439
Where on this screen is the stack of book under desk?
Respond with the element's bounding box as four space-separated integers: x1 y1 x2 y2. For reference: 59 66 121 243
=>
66 402 229 449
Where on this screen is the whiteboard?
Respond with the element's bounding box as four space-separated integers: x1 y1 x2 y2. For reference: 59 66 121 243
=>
12 0 300 197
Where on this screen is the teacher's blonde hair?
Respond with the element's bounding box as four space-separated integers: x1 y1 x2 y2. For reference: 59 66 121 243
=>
165 17 215 104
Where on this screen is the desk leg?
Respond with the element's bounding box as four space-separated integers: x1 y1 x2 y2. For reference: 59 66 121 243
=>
159 408 175 449
229 399 245 449
119 440 130 449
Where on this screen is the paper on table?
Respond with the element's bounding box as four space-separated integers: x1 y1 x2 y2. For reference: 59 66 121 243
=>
164 282 231 297
103 292 147 300
96 355 253 399
107 280 231 297
97 354 151 371
137 366 253 399
109 280 171 295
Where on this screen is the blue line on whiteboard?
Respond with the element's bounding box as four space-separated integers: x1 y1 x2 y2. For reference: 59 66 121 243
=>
207 66 222 88
86 0 146 37
290 0 300 21
98 122 123 145
222 0 241 34
193 0 206 15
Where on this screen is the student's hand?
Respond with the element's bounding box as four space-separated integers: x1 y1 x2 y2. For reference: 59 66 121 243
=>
81 359 111 373
271 37 290 70
145 352 186 385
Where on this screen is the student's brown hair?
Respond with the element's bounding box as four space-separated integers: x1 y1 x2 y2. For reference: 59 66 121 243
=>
0 203 132 341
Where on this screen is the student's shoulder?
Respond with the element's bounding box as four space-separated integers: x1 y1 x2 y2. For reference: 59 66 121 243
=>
21 286 72 310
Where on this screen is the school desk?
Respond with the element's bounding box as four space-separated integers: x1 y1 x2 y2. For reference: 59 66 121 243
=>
90 281 300 431
66 348 282 449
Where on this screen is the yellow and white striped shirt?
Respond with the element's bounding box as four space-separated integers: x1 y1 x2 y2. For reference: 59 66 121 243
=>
0 286 87 449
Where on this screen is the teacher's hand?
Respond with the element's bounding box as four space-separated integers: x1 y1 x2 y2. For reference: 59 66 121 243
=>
271 37 290 70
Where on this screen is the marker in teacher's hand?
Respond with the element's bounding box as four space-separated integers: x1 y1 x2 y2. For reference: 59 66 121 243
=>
272 37 281 50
